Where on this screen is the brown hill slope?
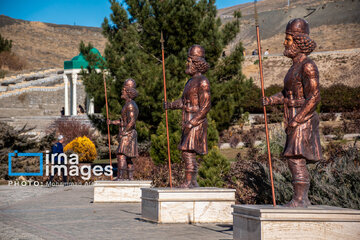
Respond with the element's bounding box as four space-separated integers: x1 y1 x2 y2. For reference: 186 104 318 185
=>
219 0 360 55
0 15 106 71
0 0 359 72
243 49 360 88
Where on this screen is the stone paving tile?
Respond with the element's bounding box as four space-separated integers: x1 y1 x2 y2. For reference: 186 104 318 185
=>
0 185 233 240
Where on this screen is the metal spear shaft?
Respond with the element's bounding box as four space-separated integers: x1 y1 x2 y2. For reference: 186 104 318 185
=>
254 0 276 206
103 72 113 181
160 31 173 188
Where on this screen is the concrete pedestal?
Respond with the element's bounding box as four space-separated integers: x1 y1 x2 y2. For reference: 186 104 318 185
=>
94 180 151 203
232 205 360 240
141 187 235 223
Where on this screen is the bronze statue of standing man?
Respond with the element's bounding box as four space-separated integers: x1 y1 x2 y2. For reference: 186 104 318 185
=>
165 45 211 188
263 18 323 207
108 78 139 180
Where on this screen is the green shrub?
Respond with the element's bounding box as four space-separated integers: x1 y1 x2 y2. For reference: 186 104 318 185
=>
249 145 360 209
198 148 230 188
231 83 360 115
309 144 360 209
320 84 360 112
150 110 182 165
259 124 286 158
136 120 151 142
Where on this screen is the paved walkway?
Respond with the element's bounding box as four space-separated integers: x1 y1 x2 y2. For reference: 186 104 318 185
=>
0 185 233 240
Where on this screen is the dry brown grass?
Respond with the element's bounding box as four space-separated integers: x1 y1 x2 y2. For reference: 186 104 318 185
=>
0 16 106 71
245 23 360 55
0 51 26 71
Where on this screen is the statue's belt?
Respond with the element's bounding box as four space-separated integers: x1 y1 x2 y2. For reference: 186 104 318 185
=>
184 104 200 113
283 98 305 108
283 97 305 126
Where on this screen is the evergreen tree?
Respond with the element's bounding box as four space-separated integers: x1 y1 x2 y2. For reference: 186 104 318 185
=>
198 148 230 187
0 34 12 52
80 0 246 135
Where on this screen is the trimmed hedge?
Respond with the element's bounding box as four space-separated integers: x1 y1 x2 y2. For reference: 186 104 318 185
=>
239 83 360 114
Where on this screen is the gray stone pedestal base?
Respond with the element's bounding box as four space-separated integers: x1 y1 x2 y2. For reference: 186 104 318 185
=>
141 187 235 223
232 205 360 240
94 180 151 203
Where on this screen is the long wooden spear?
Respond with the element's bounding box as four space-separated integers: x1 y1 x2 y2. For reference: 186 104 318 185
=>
103 72 113 181
254 0 276 206
160 31 173 188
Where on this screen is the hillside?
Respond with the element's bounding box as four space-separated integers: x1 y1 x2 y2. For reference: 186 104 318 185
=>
243 49 360 88
0 15 106 71
0 0 359 74
218 0 360 55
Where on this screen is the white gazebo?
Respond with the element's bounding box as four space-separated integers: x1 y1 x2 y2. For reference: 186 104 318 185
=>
63 48 104 116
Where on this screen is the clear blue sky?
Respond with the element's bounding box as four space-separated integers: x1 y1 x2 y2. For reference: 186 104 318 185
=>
0 0 253 27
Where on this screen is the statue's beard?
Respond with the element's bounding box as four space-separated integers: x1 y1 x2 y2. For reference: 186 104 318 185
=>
283 43 300 58
185 63 197 76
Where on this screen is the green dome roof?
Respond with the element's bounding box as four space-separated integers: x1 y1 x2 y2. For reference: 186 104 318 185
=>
64 48 105 70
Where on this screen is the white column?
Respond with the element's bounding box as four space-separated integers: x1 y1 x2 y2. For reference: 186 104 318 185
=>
90 97 95 114
71 73 77 116
87 96 94 114
63 74 70 116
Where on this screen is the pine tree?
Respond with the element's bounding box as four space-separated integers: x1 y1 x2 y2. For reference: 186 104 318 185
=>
80 0 246 135
0 34 12 52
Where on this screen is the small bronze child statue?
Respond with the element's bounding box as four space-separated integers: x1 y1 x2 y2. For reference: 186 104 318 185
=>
109 78 139 180
165 45 211 188
263 18 323 207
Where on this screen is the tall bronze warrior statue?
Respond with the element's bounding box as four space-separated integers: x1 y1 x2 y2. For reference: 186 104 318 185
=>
108 78 139 180
263 18 323 207
165 45 211 188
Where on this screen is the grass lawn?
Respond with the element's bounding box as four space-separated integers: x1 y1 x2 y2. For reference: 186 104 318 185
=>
93 159 113 164
219 148 247 161
95 148 248 164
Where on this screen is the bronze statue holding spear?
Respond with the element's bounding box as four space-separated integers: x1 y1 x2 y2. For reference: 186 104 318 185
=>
262 18 323 207
164 45 211 188
108 78 139 180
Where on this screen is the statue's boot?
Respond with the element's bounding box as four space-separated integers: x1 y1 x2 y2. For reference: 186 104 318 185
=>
114 155 127 181
117 169 127 181
127 164 134 181
190 156 199 188
115 167 121 181
180 171 193 188
190 170 199 188
180 151 199 188
283 158 311 208
284 182 311 208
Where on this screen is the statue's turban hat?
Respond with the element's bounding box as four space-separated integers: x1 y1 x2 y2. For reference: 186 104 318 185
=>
188 45 205 59
124 78 136 88
286 18 310 35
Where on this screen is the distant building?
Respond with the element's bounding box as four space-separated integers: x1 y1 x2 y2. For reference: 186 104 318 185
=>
63 48 105 116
